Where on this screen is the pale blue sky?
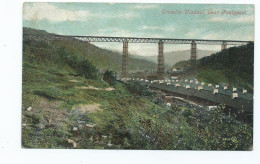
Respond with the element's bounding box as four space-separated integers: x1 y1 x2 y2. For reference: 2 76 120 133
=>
23 3 254 56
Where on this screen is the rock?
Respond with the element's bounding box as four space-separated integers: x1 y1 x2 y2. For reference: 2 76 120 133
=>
68 139 73 143
73 127 78 131
166 103 171 106
73 142 77 148
27 106 32 111
68 139 77 148
86 124 95 128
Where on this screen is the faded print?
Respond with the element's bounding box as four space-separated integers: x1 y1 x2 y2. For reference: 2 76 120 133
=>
22 3 254 150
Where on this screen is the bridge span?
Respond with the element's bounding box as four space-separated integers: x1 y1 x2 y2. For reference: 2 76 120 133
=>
23 34 252 78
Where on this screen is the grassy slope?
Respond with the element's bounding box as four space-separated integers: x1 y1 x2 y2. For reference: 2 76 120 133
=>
198 43 254 92
22 30 179 149
22 37 170 149
172 44 254 92
23 27 156 72
172 60 191 69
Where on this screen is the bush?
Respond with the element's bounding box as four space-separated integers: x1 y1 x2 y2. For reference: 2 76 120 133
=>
126 81 155 97
103 70 117 86
33 90 57 100
56 47 98 79
179 105 253 150
77 59 99 79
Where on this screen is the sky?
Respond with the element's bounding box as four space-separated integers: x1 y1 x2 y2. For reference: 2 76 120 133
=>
23 3 254 56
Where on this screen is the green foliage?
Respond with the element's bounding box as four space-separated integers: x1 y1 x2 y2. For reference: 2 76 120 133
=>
172 60 191 70
173 43 254 92
56 47 99 79
198 43 254 92
126 81 156 97
23 27 157 72
33 88 61 100
77 59 99 79
179 105 253 150
103 70 117 86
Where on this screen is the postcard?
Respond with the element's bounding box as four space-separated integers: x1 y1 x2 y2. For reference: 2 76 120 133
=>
22 2 254 150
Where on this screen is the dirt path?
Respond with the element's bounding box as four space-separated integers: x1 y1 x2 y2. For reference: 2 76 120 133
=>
76 85 115 91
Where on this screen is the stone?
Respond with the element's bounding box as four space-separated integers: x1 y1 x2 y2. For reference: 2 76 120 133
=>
86 124 95 128
68 139 77 148
27 106 32 111
107 143 113 147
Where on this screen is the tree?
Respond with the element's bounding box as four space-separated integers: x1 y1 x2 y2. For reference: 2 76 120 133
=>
103 70 117 86
77 59 98 79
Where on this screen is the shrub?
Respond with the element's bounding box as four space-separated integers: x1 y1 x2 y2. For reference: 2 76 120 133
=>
103 70 117 86
77 59 99 79
56 47 98 79
126 81 156 97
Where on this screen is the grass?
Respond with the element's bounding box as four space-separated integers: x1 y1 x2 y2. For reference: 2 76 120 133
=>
172 44 254 93
22 28 253 150
196 66 253 93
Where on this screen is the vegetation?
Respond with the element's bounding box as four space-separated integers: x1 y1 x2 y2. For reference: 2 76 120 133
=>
198 43 253 92
103 70 117 86
126 81 156 97
172 60 191 70
23 27 157 72
22 28 253 150
173 43 254 92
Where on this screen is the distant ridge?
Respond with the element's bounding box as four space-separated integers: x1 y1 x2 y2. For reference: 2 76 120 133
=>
131 49 216 68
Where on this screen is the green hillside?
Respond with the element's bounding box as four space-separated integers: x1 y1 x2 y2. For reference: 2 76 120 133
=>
22 28 252 150
199 43 253 91
173 43 254 92
23 27 156 72
172 60 191 69
22 30 169 149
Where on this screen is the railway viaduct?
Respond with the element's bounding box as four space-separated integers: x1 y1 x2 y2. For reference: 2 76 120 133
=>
23 34 251 79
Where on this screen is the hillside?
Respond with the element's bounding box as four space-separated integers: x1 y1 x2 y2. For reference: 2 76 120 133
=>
22 28 170 149
132 49 215 68
22 27 253 150
172 60 191 69
23 27 157 72
173 43 254 92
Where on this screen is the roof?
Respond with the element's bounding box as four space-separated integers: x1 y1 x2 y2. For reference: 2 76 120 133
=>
124 78 253 111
